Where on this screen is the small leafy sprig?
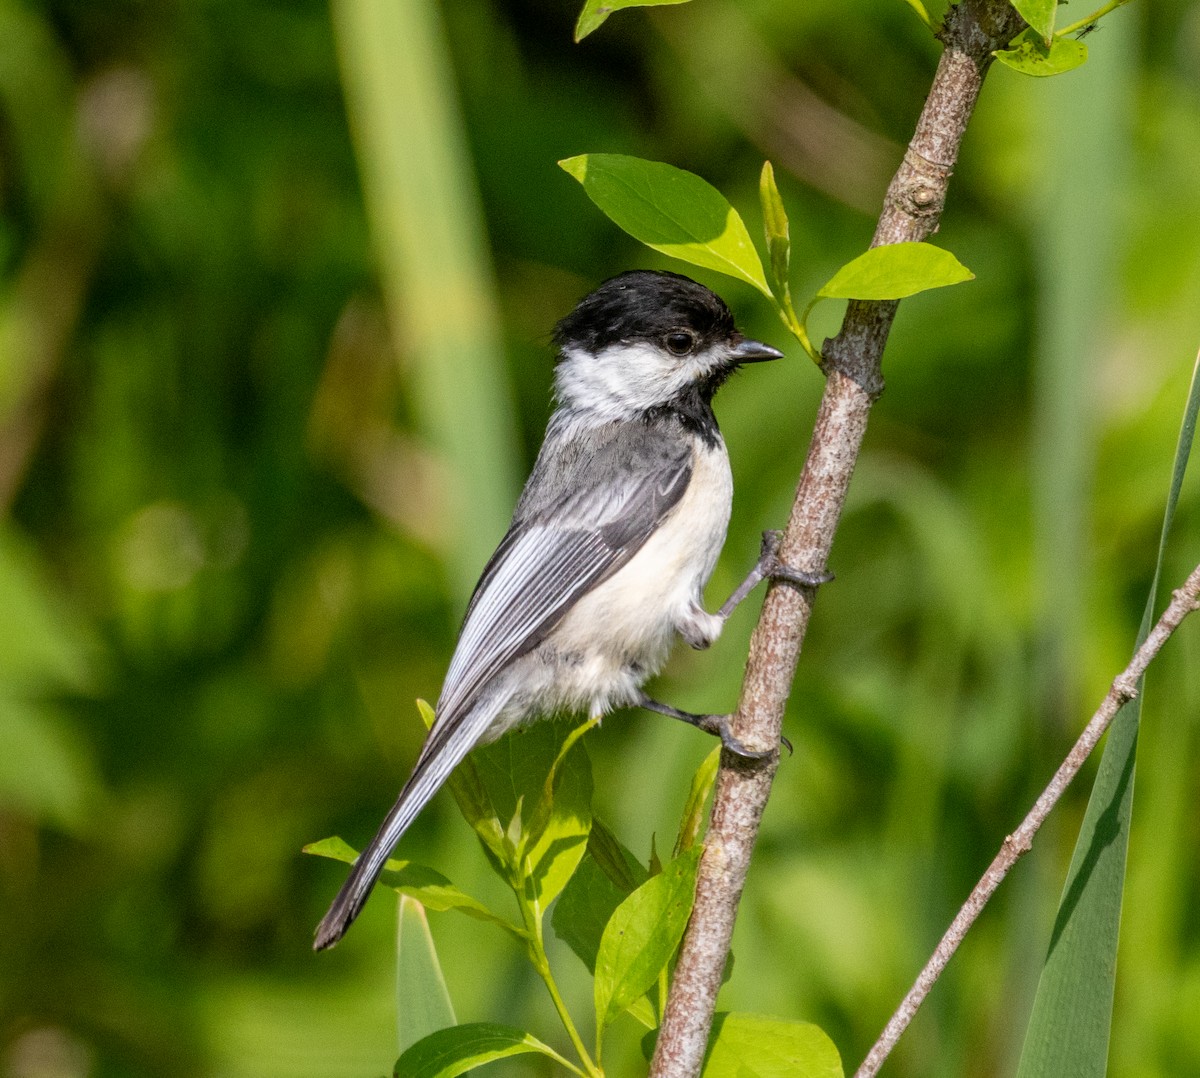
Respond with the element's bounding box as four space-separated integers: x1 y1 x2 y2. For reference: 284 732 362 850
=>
992 0 1133 75
558 153 973 366
307 709 841 1077
571 0 1131 80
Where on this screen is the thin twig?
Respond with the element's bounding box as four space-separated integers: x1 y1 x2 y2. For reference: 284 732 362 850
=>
855 562 1200 1078
647 3 1026 1075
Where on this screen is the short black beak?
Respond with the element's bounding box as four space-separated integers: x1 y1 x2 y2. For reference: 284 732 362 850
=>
731 337 784 364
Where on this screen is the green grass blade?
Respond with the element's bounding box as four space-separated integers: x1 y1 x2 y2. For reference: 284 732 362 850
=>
396 896 456 1055
331 0 519 606
1016 348 1199 1076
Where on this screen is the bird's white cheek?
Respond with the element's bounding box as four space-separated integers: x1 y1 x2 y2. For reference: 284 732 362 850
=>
556 343 691 416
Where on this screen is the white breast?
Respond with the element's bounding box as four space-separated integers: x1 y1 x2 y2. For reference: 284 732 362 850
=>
536 439 734 716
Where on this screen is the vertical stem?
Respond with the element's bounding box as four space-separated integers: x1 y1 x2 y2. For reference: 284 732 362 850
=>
521 896 601 1077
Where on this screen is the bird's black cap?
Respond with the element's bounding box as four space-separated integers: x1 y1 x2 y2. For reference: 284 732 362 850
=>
554 270 737 357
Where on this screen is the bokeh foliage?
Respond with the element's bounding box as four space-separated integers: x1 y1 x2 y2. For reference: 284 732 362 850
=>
1 0 1198 1076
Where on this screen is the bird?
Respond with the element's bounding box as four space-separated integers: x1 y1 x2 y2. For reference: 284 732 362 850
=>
313 269 829 950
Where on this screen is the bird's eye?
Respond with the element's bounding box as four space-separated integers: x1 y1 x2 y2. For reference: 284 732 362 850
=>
665 331 695 356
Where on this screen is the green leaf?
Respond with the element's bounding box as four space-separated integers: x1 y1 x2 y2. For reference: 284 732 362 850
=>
393 1022 577 1078
415 698 436 731
1016 351 1200 1077
475 720 595 906
559 154 772 298
472 721 577 823
815 242 973 302
674 745 720 857
551 853 659 1029
303 835 363 864
1009 0 1056 43
552 824 651 974
448 756 509 866
396 896 456 1054
702 1012 843 1078
379 864 528 940
553 853 629 975
521 743 594 908
574 0 692 43
994 29 1088 77
520 720 596 858
757 160 820 362
303 838 527 940
587 817 650 894
759 161 792 311
594 845 702 1033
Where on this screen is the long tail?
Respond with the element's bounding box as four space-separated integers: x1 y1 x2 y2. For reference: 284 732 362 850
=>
313 695 506 950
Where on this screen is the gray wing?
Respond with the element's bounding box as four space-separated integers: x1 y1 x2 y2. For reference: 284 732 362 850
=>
312 419 694 950
434 425 693 726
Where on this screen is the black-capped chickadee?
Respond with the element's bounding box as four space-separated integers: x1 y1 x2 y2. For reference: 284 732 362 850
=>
314 270 828 950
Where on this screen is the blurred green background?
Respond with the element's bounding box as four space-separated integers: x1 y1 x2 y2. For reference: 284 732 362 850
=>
1 0 1198 1075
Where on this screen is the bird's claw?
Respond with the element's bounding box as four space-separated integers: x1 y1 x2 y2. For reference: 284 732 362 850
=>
700 711 789 761
759 530 834 589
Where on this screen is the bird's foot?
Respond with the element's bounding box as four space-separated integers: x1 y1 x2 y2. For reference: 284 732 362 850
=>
758 530 834 589
639 695 790 760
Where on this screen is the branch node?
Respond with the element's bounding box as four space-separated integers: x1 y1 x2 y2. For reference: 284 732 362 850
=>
886 148 952 220
1002 831 1032 857
1171 584 1200 612
819 303 890 399
1111 671 1140 703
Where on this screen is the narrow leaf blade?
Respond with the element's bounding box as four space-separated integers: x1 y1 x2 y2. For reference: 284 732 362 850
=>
1016 350 1200 1076
674 746 720 857
393 1023 574 1078
816 242 973 301
759 161 792 308
594 845 702 1030
396 897 456 1054
560 154 772 297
